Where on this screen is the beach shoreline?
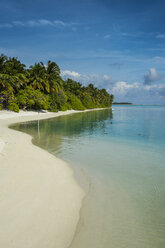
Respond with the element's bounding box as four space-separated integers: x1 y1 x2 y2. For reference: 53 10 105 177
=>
0 109 104 248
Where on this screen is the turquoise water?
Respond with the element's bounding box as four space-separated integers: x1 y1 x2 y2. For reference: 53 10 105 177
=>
12 106 165 248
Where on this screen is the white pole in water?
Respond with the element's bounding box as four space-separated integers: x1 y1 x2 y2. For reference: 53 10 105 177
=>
38 111 40 139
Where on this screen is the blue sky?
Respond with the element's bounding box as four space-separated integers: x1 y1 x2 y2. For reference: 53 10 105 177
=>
1 0 165 104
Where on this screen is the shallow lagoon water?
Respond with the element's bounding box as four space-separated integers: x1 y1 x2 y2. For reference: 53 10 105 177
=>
12 106 165 248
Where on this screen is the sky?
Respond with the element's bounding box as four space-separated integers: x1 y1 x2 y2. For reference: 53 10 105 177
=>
0 0 165 104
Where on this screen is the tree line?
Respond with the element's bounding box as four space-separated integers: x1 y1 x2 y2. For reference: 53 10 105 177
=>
0 54 114 112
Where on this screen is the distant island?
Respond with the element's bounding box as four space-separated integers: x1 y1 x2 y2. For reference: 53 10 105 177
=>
0 54 114 112
113 102 132 105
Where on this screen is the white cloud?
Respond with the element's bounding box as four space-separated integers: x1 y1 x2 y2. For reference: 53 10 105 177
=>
152 56 165 63
27 20 39 27
72 27 77 32
12 21 25 26
144 68 161 85
39 19 54 26
104 34 111 39
61 70 81 79
144 83 165 95
0 19 77 29
103 74 111 80
61 70 114 89
106 80 165 104
111 81 139 95
0 23 13 28
156 34 165 38
54 20 65 25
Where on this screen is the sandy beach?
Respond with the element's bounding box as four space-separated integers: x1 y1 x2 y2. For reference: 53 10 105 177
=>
0 110 86 248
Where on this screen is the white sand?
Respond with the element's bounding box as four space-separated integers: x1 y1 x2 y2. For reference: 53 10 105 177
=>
0 110 87 248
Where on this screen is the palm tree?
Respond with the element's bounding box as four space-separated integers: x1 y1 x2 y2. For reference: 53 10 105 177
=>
46 60 63 93
28 63 50 93
0 54 27 93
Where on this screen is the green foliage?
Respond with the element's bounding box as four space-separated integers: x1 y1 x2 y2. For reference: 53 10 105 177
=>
0 55 26 94
67 93 85 110
16 86 50 110
7 102 19 112
60 105 68 111
49 90 68 112
0 54 114 112
53 90 67 109
64 79 82 97
66 103 72 110
0 89 16 109
49 97 58 112
81 94 95 109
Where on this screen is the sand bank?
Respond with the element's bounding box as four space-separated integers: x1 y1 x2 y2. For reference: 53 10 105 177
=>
0 110 86 248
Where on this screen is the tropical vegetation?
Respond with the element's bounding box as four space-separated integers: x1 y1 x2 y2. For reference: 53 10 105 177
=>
0 54 114 112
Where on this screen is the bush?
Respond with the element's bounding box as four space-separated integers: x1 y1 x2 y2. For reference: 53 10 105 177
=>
50 90 67 111
7 103 19 112
49 99 58 112
81 94 95 109
67 93 85 110
16 86 50 110
60 105 68 111
0 90 15 108
0 90 19 112
66 102 72 110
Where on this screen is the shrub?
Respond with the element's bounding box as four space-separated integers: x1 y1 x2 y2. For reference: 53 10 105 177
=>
67 93 85 110
16 86 50 110
0 90 19 112
60 105 68 111
66 102 72 110
7 102 19 112
0 90 15 108
49 90 68 112
49 100 58 112
81 94 95 109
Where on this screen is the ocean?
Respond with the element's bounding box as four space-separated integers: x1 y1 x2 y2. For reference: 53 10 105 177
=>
12 105 165 248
